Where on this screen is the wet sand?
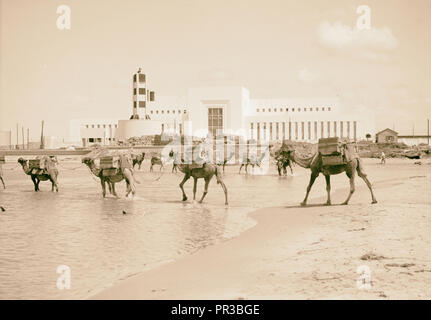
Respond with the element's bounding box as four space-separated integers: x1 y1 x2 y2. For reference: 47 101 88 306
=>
93 159 431 299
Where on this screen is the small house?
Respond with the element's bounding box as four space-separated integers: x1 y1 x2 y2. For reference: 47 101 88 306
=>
376 128 398 144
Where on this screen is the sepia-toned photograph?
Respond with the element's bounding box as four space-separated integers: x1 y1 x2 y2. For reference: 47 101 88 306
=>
0 0 430 305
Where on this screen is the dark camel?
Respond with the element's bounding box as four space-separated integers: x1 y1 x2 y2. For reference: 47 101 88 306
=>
282 143 377 205
82 157 137 197
132 152 146 170
18 157 59 192
177 161 228 205
275 154 293 176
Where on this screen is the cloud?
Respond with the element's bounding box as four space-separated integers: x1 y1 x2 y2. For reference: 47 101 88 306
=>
297 68 317 83
317 21 399 60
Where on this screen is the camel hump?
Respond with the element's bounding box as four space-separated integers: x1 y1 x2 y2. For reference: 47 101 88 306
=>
188 163 205 170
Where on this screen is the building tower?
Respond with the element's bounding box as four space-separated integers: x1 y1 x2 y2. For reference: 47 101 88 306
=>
132 68 155 119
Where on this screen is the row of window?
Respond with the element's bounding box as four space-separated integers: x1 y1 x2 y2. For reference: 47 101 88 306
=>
250 120 356 140
256 106 332 113
87 138 116 142
149 109 187 115
85 124 118 129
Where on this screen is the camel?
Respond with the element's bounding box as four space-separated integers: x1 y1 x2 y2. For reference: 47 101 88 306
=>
82 157 136 197
281 143 377 206
0 163 5 189
132 152 146 170
150 156 165 172
169 150 180 173
18 156 59 192
275 155 293 176
177 160 228 205
215 151 235 173
239 152 267 174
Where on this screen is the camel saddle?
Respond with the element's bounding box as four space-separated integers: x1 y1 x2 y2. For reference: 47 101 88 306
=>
30 168 48 175
102 168 119 177
318 137 346 166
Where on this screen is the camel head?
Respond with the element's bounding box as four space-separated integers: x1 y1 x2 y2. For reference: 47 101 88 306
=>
17 157 27 166
81 157 93 167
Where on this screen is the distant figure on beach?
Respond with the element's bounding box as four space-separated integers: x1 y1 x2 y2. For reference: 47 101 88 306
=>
380 152 386 164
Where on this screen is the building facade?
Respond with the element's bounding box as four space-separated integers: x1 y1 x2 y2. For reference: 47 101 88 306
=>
70 70 375 145
148 86 374 142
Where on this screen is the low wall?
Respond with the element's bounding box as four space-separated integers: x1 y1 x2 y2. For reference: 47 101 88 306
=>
116 120 162 142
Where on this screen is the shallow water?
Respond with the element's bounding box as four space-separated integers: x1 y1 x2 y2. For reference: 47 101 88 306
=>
0 157 426 299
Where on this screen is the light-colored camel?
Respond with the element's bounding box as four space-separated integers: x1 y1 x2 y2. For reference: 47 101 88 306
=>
82 157 136 197
177 161 228 205
282 143 377 205
150 156 164 172
0 164 5 189
215 151 235 173
18 156 59 192
239 152 267 174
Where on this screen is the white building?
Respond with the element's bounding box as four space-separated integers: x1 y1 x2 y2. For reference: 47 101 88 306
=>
70 70 375 145
148 86 374 142
69 119 119 147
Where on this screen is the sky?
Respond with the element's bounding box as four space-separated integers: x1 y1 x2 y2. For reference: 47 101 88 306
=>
1 0 430 140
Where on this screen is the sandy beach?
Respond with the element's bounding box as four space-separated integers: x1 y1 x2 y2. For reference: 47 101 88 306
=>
93 159 431 300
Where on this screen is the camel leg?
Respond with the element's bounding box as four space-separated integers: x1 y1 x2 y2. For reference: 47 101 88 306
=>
289 163 293 175
324 175 331 205
150 164 153 172
239 164 244 174
301 171 318 206
215 170 228 205
277 163 282 176
101 179 107 197
1 176 5 189
357 162 377 204
123 169 136 196
111 183 119 197
31 176 38 191
179 174 190 201
342 170 356 205
160 164 163 171
198 178 210 204
193 177 198 200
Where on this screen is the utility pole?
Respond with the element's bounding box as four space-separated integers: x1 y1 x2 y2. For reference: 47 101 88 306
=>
16 123 18 149
22 126 25 149
27 128 30 149
40 120 45 149
428 119 430 145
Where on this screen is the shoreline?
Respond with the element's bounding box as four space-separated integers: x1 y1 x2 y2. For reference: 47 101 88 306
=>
92 166 431 299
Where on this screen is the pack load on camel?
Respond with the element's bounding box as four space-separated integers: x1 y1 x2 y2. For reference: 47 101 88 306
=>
0 156 5 164
82 147 138 197
17 155 59 192
99 155 132 176
318 137 346 166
